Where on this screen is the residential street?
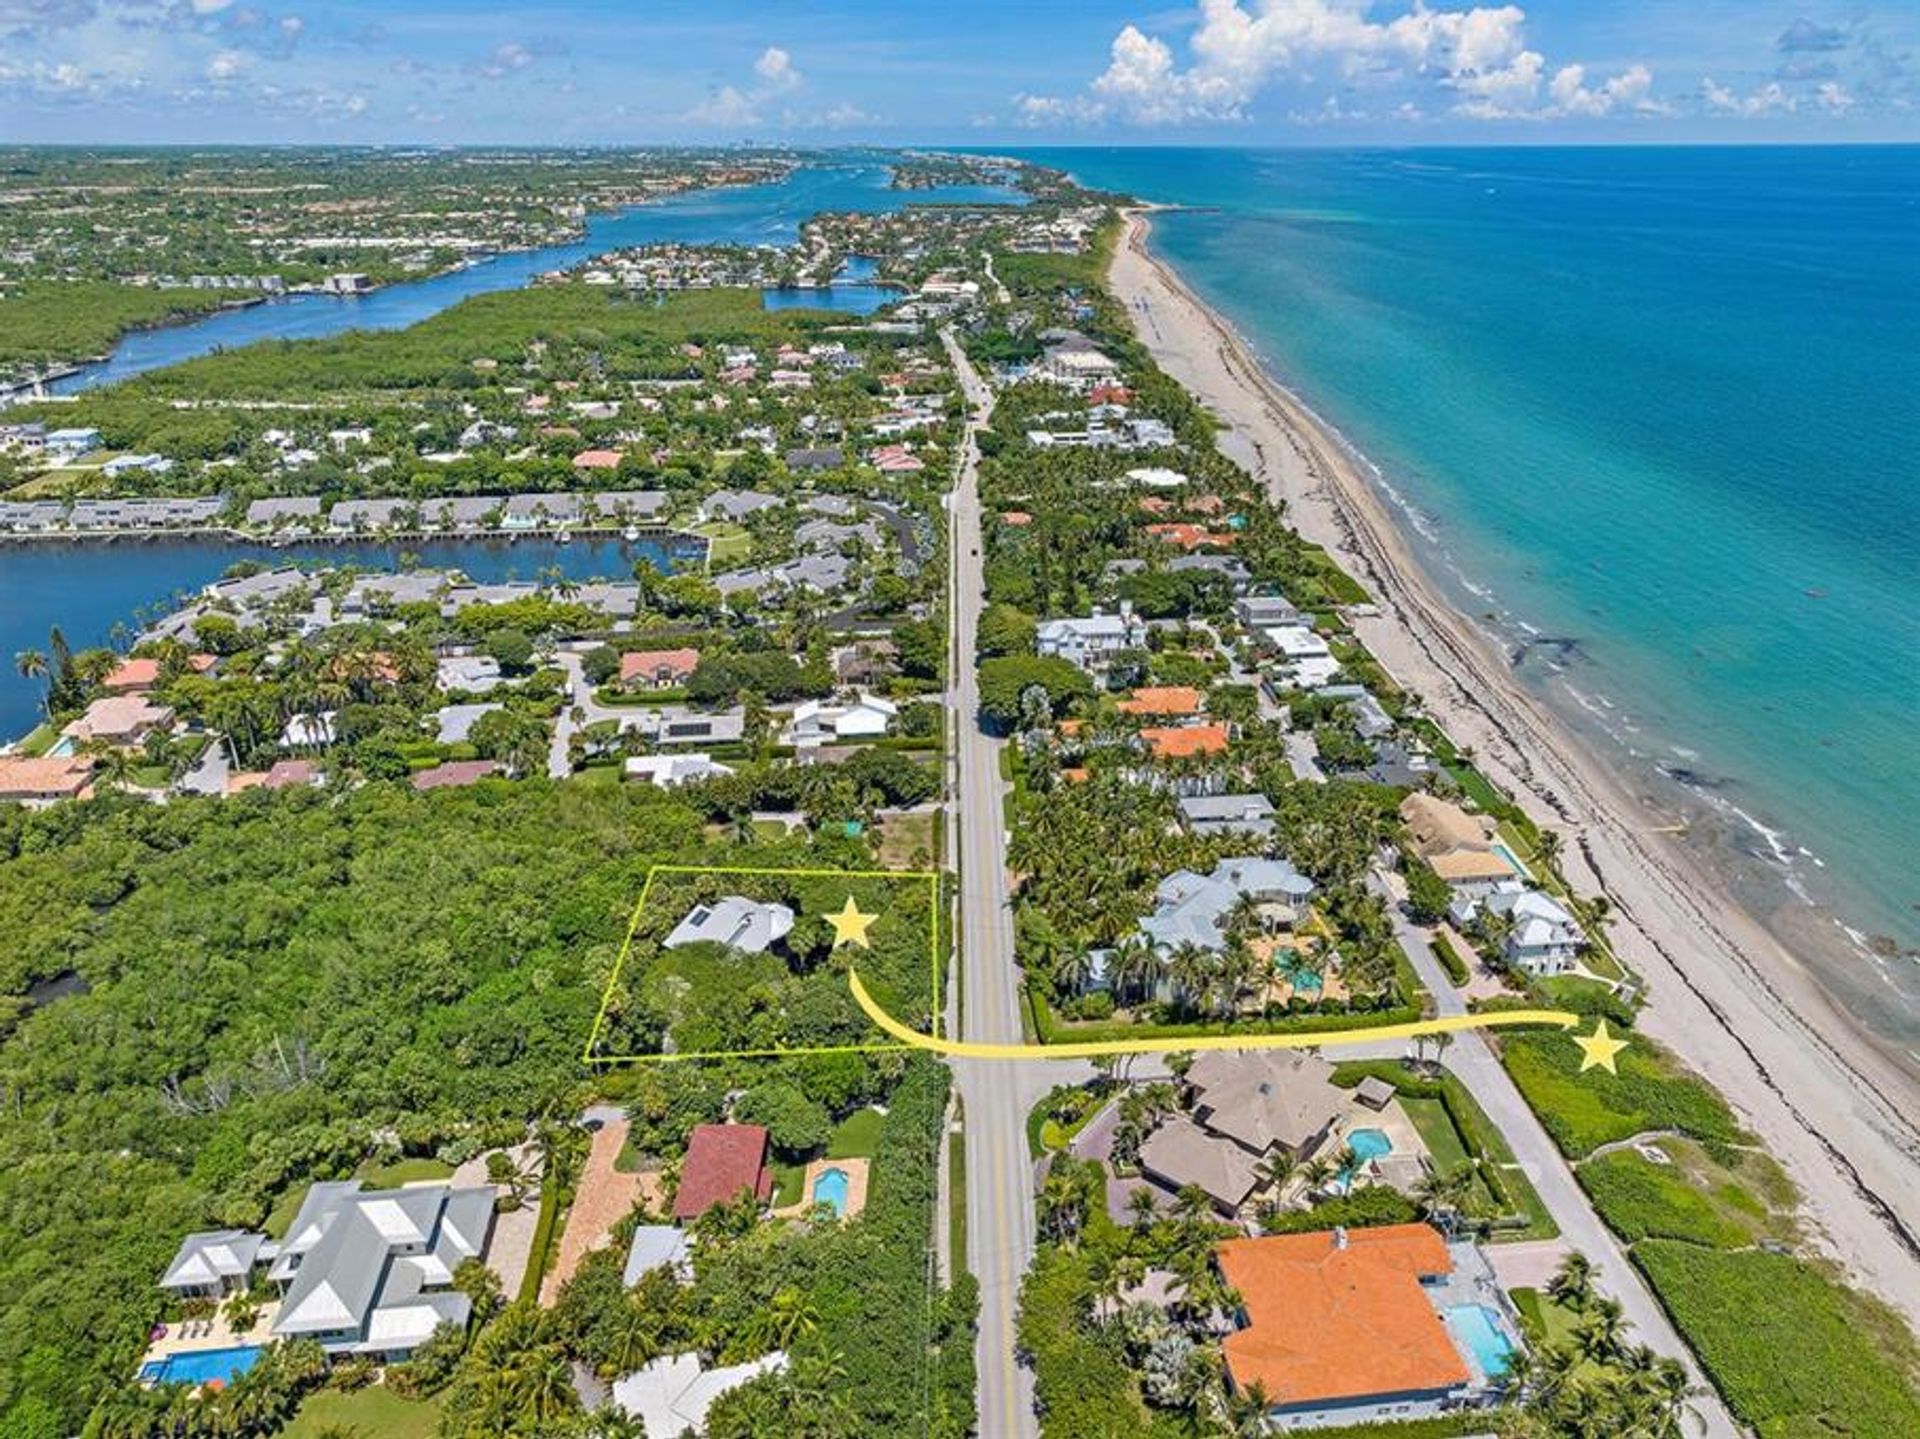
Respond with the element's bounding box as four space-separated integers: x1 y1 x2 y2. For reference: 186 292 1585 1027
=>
941 328 1082 1439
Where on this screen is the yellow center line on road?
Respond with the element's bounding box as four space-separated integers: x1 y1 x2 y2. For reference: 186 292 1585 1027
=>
850 971 1581 1060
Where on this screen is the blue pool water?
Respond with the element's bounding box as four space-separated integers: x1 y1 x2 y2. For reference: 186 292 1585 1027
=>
1445 1304 1516 1379
812 1167 851 1218
1347 1128 1392 1163
1490 841 1531 881
140 1344 264 1387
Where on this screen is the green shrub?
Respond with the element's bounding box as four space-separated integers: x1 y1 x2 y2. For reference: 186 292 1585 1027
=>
1578 1149 1752 1249
1634 1242 1920 1437
1501 1029 1744 1158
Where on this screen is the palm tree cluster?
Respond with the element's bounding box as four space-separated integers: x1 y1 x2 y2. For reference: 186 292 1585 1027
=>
1504 1253 1699 1439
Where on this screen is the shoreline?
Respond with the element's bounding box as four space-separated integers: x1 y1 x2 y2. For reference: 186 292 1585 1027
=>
1111 208 1920 1327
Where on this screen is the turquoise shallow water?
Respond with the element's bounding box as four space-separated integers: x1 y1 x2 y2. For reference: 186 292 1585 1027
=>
1017 146 1920 1047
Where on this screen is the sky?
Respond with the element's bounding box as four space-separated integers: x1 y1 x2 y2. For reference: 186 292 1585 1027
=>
2 0 1916 145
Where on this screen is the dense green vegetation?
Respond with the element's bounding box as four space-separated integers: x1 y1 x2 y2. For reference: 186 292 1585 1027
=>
0 782 950 1434
1500 1027 1745 1158
108 286 830 403
1634 1243 1920 1437
0 282 228 370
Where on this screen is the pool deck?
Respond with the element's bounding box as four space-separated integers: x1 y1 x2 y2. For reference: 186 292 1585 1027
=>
140 1299 278 1373
775 1155 870 1221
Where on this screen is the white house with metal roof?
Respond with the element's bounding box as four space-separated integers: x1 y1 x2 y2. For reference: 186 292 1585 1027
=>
664 896 796 954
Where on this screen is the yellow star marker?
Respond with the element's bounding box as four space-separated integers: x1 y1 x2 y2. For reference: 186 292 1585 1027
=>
1574 1019 1630 1075
825 896 879 949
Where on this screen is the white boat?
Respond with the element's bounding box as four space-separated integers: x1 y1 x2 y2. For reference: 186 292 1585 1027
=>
622 524 640 541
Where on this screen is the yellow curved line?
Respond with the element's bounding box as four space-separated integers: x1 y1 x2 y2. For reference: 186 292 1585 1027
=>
848 972 1579 1061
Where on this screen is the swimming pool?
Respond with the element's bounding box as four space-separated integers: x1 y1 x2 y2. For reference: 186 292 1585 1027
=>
1347 1128 1392 1163
1445 1304 1516 1380
812 1167 850 1218
46 736 76 758
1491 840 1532 880
140 1344 265 1388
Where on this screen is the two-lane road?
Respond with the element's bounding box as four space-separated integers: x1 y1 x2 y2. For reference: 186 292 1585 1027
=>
940 327 1081 1439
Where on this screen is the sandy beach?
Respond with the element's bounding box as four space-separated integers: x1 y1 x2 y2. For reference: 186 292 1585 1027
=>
1111 208 1920 1328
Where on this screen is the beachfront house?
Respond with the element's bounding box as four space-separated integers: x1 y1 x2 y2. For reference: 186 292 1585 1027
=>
1400 792 1519 899
1216 1225 1522 1429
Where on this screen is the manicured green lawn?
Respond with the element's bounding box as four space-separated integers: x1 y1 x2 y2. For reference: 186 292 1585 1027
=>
284 1386 444 1439
355 1156 456 1188
14 723 56 757
772 1160 806 1208
827 1107 887 1159
692 520 751 565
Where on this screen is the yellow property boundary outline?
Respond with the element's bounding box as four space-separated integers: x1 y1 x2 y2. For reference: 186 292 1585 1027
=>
850 971 1586 1060
583 863 944 1065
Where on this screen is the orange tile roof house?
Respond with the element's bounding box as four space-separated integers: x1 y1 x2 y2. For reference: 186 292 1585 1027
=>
1118 686 1203 718
620 648 701 689
0 755 92 806
60 695 173 747
102 654 215 693
1217 1225 1507 1428
573 449 624 470
1141 723 1230 760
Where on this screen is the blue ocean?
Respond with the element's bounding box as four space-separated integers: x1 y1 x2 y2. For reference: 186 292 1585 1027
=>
1020 146 1920 1046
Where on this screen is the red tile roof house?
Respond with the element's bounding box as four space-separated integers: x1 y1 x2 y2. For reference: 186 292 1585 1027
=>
412 760 499 792
673 1124 774 1223
0 755 93 806
573 449 624 471
620 647 701 690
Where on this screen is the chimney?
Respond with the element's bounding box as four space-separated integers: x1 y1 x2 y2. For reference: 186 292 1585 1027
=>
1333 1226 1348 1251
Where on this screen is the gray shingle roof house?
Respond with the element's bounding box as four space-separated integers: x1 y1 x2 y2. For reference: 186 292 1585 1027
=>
664 896 795 953
271 1182 494 1359
1177 793 1277 839
157 1180 494 1360
1138 856 1316 954
785 446 845 471
703 488 782 521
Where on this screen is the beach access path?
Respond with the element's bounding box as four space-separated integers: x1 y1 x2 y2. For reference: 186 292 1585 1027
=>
1109 208 1920 1331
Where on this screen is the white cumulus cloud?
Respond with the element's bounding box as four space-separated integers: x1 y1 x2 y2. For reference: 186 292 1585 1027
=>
1022 0 1665 126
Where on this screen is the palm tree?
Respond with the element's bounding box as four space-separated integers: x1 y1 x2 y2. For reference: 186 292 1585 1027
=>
1572 1294 1627 1365
1414 1164 1475 1234
82 738 134 792
1125 1184 1160 1236
761 1285 820 1351
1109 934 1162 1007
13 649 48 719
1256 1149 1297 1200
1548 1251 1597 1311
